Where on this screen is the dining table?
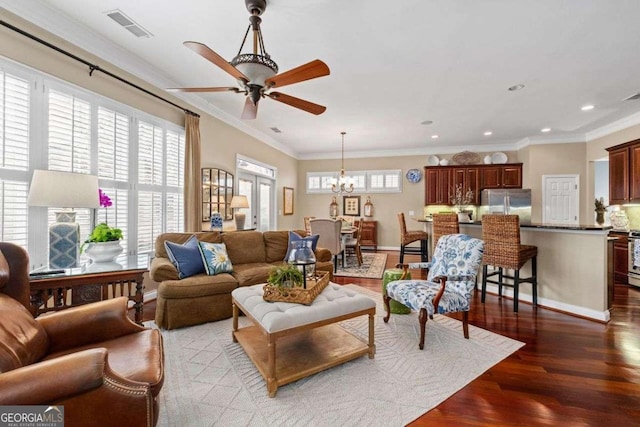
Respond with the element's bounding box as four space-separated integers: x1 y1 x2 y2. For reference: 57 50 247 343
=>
340 227 357 267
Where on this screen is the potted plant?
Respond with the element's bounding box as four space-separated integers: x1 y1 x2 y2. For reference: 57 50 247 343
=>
82 189 123 262
267 264 304 290
449 184 474 222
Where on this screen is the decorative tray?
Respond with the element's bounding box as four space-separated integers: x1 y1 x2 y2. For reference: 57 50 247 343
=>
452 151 481 165
262 272 330 305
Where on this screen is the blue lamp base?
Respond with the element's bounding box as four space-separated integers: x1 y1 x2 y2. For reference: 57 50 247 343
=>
49 211 80 269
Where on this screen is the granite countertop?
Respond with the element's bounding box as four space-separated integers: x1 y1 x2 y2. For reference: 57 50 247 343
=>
415 217 612 231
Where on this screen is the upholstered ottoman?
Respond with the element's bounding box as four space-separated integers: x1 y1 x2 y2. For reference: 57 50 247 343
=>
231 283 376 397
383 268 412 314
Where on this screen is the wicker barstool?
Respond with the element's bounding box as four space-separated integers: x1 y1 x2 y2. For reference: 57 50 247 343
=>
481 214 538 312
397 212 429 263
431 213 459 253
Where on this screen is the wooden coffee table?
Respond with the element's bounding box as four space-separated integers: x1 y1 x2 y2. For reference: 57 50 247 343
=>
231 283 376 397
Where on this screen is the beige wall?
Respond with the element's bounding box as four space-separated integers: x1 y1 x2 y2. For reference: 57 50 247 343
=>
517 142 588 223
1 11 298 233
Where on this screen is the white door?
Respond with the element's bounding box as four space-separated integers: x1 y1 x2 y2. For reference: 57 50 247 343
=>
542 175 579 225
238 173 275 231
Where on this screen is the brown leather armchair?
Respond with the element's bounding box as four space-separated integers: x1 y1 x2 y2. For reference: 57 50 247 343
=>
0 242 164 427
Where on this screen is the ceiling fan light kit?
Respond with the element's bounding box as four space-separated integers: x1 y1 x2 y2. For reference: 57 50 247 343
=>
168 0 329 119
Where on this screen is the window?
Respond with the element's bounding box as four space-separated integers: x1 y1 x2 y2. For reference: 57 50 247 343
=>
0 58 184 267
306 170 402 193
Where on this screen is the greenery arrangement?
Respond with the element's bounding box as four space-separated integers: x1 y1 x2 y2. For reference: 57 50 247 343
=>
594 197 608 213
267 264 304 289
81 223 123 253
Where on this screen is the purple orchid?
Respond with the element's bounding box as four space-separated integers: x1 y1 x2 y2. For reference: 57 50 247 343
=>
99 189 113 208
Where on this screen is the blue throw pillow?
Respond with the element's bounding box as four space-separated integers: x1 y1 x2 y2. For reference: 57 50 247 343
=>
198 242 233 275
284 231 319 262
164 235 205 279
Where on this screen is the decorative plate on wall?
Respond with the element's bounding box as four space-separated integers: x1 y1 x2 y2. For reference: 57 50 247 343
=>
406 168 423 183
452 151 481 165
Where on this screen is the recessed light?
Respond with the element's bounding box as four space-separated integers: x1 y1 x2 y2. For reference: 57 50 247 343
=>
421 120 434 125
508 84 525 91
541 128 551 133
431 135 439 139
581 104 595 111
483 131 493 136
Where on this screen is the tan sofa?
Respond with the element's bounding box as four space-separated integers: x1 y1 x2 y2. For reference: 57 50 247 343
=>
150 230 333 329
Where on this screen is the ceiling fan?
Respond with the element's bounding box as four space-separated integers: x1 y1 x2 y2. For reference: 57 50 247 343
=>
167 0 330 120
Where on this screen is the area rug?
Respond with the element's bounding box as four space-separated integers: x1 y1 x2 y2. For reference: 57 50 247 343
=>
334 253 387 278
155 285 524 427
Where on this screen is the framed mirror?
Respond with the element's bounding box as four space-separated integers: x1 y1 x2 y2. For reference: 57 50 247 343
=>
202 168 234 221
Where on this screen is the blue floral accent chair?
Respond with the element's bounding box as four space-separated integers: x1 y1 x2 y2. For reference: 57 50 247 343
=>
383 234 484 349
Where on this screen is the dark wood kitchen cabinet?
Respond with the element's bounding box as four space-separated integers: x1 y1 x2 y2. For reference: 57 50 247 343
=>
480 164 522 189
424 167 452 205
610 231 628 285
607 139 640 204
425 163 522 205
452 167 480 205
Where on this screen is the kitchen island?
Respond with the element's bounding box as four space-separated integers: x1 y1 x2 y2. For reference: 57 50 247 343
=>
417 219 612 322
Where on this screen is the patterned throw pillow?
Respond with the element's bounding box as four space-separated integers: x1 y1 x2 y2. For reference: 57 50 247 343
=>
198 242 233 275
283 231 319 262
164 235 205 279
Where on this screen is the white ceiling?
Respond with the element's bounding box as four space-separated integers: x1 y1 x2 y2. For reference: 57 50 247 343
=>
4 0 640 159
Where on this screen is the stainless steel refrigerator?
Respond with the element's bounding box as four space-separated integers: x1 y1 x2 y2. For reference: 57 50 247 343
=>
478 189 532 224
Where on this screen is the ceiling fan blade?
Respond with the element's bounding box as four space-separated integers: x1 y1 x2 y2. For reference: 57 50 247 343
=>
267 92 326 115
183 41 249 83
166 87 240 93
264 60 330 88
241 98 258 120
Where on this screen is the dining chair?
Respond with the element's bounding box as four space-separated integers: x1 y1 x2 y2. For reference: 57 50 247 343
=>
309 218 344 272
344 218 364 266
383 234 484 349
397 212 429 263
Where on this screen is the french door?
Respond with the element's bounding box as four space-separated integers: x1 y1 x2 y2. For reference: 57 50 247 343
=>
238 173 275 231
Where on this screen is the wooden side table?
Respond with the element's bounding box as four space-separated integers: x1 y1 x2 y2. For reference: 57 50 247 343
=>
29 258 148 325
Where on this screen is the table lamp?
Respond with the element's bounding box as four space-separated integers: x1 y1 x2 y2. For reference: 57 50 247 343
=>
28 170 99 269
230 195 249 230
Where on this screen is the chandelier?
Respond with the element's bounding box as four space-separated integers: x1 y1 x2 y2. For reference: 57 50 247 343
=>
331 132 354 194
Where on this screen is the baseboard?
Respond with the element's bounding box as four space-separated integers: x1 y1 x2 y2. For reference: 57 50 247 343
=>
144 290 157 302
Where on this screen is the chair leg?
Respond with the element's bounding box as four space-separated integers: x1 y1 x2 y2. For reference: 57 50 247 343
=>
531 256 538 307
333 255 338 273
399 244 405 264
462 311 469 339
481 265 488 303
513 269 520 312
498 267 503 297
356 246 363 266
421 239 428 262
418 308 428 350
383 293 392 323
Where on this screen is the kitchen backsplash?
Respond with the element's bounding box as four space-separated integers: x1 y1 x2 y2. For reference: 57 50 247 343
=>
623 206 640 230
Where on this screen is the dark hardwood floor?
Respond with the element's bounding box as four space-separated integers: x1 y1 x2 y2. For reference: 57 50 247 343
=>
139 250 640 426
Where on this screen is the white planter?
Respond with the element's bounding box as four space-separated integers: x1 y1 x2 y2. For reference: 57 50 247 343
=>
84 240 123 263
457 212 471 222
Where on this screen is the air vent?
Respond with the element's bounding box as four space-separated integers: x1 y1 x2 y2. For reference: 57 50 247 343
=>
622 92 640 101
105 9 153 38
270 127 282 133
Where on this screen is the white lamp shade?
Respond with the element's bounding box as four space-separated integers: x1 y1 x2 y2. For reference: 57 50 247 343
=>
230 195 249 209
28 170 100 208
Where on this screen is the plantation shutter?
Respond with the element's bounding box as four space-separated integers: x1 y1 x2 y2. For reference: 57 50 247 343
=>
46 88 92 241
165 130 185 233
137 121 164 254
0 70 30 247
97 106 130 257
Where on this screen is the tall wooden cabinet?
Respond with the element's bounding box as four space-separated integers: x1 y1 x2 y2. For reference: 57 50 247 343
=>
424 163 522 206
607 139 640 204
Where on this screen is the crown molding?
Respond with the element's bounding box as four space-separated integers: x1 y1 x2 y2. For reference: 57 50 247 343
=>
585 110 640 142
